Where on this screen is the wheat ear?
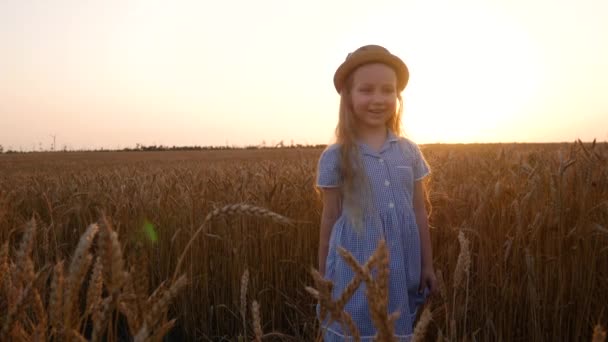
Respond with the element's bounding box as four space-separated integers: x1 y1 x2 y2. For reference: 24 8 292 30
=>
86 256 104 315
146 275 188 325
49 261 64 337
91 297 113 342
97 214 126 300
592 323 607 342
64 223 98 330
8 322 29 341
15 218 36 285
453 231 471 289
173 203 292 283
340 311 361 342
121 268 143 333
305 269 334 329
108 230 126 294
366 240 396 342
32 288 47 340
147 280 169 312
0 282 33 340
149 318 177 342
70 329 89 342
412 306 433 342
134 275 188 341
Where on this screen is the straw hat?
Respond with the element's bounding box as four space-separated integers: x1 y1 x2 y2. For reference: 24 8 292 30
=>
333 45 409 93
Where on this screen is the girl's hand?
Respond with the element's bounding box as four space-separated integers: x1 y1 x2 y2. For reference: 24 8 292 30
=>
419 266 438 296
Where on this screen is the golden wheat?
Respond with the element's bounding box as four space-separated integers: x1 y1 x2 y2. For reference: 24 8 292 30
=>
0 217 187 341
1 143 606 340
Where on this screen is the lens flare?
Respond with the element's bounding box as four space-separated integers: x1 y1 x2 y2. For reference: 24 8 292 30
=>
143 220 158 243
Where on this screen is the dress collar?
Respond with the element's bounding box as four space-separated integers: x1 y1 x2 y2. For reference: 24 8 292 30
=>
357 130 399 156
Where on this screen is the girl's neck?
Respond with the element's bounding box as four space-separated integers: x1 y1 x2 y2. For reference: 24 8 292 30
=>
356 126 388 151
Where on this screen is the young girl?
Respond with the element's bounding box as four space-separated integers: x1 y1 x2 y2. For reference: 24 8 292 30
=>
316 45 437 340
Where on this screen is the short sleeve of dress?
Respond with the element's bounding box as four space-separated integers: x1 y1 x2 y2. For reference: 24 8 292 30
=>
402 138 431 181
316 145 341 188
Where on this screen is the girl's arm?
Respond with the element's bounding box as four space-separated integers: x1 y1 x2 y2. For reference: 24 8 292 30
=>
413 179 437 294
319 187 341 277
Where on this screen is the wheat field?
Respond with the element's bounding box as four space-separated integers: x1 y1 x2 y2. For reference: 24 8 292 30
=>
1 141 607 341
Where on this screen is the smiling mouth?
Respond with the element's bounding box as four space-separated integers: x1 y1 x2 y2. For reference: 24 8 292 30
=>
368 108 386 113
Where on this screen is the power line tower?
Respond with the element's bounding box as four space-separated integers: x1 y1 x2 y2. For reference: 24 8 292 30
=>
50 134 57 151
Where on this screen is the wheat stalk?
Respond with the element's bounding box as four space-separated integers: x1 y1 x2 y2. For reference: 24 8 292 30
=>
86 256 104 315
131 245 149 328
251 300 263 342
0 241 9 295
453 231 471 289
240 268 249 338
172 203 292 283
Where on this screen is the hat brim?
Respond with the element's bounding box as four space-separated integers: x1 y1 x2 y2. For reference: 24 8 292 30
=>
333 51 409 93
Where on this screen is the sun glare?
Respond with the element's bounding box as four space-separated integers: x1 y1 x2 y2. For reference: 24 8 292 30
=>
345 2 545 143
409 7 544 143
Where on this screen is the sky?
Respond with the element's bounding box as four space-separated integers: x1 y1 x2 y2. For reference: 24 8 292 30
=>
1 0 607 151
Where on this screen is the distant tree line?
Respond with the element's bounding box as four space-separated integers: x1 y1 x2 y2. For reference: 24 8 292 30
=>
0 143 328 154
122 142 327 152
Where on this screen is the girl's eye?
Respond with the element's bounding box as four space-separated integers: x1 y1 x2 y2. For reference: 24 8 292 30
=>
382 88 395 94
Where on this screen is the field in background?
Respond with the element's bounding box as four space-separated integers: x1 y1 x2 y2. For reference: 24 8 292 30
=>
1 142 607 341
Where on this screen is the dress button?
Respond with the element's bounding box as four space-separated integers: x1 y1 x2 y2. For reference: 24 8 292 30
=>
384 180 390 186
379 158 384 163
388 202 395 208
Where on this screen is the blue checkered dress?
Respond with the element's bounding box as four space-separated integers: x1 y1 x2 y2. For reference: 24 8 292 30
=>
316 131 430 341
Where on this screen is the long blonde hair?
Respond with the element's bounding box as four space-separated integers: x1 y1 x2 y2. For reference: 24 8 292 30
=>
335 72 404 231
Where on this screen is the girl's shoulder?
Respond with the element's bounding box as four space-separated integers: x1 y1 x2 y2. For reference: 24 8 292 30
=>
319 143 341 158
396 136 422 153
318 144 340 166
396 135 417 146
324 143 341 152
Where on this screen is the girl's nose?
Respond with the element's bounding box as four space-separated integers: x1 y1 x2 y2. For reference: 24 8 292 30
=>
372 91 386 103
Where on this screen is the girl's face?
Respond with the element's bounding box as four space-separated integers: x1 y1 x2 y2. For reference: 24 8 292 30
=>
349 63 398 132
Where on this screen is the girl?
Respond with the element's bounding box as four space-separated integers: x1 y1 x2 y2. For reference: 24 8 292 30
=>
316 45 437 341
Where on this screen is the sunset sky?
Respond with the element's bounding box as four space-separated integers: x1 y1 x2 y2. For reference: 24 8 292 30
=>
1 0 607 151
